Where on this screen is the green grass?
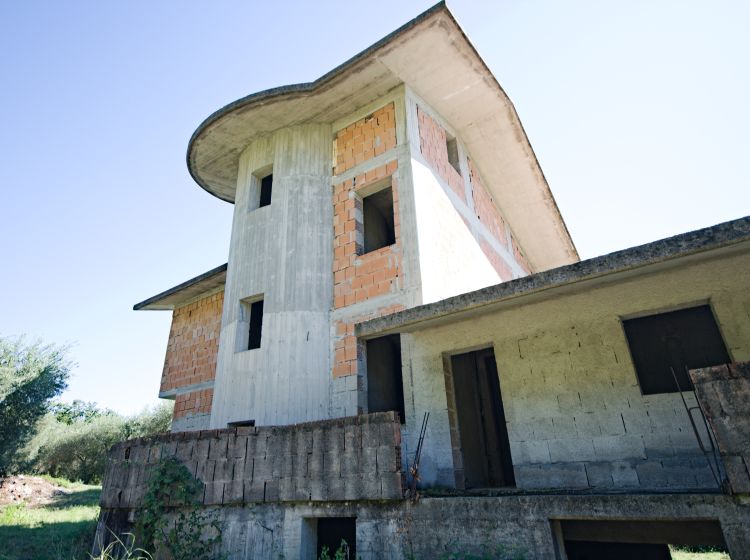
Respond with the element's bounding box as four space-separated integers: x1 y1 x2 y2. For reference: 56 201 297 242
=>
670 550 730 560
0 481 100 560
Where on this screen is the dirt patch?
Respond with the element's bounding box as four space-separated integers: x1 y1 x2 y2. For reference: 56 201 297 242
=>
0 475 70 507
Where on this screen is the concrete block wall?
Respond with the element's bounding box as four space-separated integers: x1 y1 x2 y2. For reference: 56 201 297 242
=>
96 492 750 559
99 412 403 511
159 290 223 430
401 249 750 491
690 361 750 494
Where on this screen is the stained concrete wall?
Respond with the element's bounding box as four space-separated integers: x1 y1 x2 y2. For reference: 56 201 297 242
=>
401 248 750 490
210 124 334 428
96 493 750 559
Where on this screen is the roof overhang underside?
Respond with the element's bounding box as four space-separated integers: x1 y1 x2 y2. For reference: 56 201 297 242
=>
187 2 578 272
133 264 227 311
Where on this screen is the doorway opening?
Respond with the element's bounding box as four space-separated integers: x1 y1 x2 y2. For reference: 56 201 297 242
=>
449 347 514 488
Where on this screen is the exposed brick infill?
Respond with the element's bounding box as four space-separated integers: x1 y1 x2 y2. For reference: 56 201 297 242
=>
334 103 396 175
161 291 223 394
174 388 214 420
416 107 465 201
333 160 401 312
333 303 406 379
100 412 404 508
690 362 750 494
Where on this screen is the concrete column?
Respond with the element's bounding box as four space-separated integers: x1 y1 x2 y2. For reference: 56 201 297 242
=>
211 124 333 427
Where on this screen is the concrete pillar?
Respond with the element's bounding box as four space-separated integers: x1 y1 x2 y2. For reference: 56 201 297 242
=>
211 124 333 427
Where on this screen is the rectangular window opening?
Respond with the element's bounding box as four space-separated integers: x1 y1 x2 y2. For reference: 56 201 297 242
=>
366 334 405 424
622 304 730 395
362 184 395 254
247 299 264 350
259 173 273 207
316 517 356 560
446 134 461 175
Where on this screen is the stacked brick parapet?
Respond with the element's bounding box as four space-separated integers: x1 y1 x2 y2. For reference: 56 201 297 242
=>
690 362 750 494
334 103 396 175
99 412 404 509
161 291 223 394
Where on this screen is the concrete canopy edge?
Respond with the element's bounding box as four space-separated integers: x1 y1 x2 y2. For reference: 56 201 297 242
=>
186 1 578 271
133 263 227 311
357 215 750 337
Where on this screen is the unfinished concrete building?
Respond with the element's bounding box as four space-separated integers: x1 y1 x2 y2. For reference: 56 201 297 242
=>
98 3 750 558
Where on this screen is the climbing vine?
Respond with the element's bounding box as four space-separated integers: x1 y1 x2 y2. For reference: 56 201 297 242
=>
135 457 222 560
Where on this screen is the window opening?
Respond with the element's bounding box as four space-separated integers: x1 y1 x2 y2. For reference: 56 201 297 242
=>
622 305 729 395
366 334 405 423
259 173 273 207
247 299 264 350
362 184 395 254
446 134 461 174
451 348 514 488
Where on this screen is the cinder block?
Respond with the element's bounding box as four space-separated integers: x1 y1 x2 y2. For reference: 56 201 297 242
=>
724 455 750 493
223 480 244 504
573 413 602 438
642 433 674 458
263 480 280 502
593 435 645 461
610 461 639 487
548 438 596 463
551 416 577 438
376 445 398 472
511 440 550 464
203 481 224 505
195 460 216 482
244 481 265 502
515 463 587 489
227 435 248 458
532 417 555 440
381 472 404 499
208 437 227 460
636 460 667 487
584 462 613 487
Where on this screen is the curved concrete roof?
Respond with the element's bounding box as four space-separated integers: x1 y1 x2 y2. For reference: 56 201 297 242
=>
187 2 579 271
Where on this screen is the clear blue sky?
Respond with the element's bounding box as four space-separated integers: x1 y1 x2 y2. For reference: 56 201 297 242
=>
1 1 748 414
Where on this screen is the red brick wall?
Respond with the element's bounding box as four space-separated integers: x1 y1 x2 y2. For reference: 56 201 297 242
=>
161 291 223 418
417 107 465 202
334 103 396 175
333 160 402 310
173 388 214 420
416 104 531 278
333 304 405 379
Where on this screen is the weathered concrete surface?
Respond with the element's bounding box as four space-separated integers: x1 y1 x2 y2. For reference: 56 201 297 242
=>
691 361 750 494
99 412 403 511
96 493 750 559
211 123 334 428
387 244 750 489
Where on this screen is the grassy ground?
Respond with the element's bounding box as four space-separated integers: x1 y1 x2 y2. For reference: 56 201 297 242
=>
0 477 100 560
670 550 730 560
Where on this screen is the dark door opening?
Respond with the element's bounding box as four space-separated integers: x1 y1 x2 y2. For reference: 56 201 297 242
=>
366 334 405 423
317 517 356 560
451 348 514 488
565 541 670 560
